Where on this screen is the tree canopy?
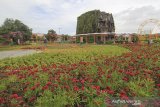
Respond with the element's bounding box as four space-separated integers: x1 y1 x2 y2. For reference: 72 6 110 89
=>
48 29 56 35
46 29 57 42
0 18 32 42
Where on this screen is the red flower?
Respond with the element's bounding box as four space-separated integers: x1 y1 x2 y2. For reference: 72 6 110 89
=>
122 77 129 82
25 82 30 85
120 90 126 96
36 83 40 87
101 90 106 93
11 94 18 99
53 84 58 87
125 71 134 76
97 91 100 95
31 86 36 90
120 94 129 100
81 86 85 90
80 79 85 84
107 90 114 94
24 88 27 92
19 101 24 105
157 84 160 87
119 90 129 100
16 96 22 100
88 79 93 83
107 75 111 78
92 85 100 90
137 56 141 59
106 86 111 90
0 98 4 104
42 85 48 90
46 82 52 86
118 70 123 73
28 71 35 76
52 64 57 69
95 86 100 90
73 86 79 91
65 85 69 89
29 96 36 102
72 78 78 83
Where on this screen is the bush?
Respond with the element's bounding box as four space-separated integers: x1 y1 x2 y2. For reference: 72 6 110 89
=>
23 41 31 45
0 36 8 44
132 35 139 43
105 40 113 44
97 40 103 44
153 39 160 44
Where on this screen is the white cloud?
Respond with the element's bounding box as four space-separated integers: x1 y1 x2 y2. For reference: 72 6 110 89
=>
115 6 160 33
0 0 160 35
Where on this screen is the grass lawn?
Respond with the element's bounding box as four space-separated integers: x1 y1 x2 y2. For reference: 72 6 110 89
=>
0 44 39 51
0 45 25 51
0 43 129 68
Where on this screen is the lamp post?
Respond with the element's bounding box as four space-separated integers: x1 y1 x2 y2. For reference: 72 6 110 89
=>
58 28 62 35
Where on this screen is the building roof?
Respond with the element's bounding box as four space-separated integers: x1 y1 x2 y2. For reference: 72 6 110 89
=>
76 32 116 36
33 33 44 37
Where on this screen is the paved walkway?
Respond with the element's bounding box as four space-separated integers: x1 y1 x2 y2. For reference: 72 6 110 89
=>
0 50 41 60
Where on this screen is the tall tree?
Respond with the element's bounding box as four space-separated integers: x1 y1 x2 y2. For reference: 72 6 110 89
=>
0 18 32 42
46 29 57 42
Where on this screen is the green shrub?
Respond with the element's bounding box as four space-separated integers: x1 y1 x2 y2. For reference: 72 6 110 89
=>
105 40 113 44
0 36 8 44
153 39 160 44
132 35 139 43
23 41 31 45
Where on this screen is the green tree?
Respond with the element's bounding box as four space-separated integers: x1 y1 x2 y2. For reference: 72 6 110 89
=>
0 18 32 42
46 29 57 42
0 19 14 34
132 34 139 43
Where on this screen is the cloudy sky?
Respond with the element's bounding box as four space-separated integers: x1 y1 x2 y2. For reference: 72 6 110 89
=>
0 0 160 35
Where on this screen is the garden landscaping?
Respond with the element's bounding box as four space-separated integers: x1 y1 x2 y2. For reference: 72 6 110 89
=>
0 44 160 107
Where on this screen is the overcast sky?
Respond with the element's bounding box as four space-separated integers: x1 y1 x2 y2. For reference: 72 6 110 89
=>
0 0 160 35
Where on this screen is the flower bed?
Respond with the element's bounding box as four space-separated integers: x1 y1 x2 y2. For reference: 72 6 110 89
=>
0 44 160 107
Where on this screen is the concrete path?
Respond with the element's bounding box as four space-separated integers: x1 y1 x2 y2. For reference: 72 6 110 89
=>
0 50 41 60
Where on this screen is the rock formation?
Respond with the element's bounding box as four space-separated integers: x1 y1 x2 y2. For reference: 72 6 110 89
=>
76 10 115 34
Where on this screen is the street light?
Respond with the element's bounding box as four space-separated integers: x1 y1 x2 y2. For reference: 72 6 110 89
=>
58 27 62 35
